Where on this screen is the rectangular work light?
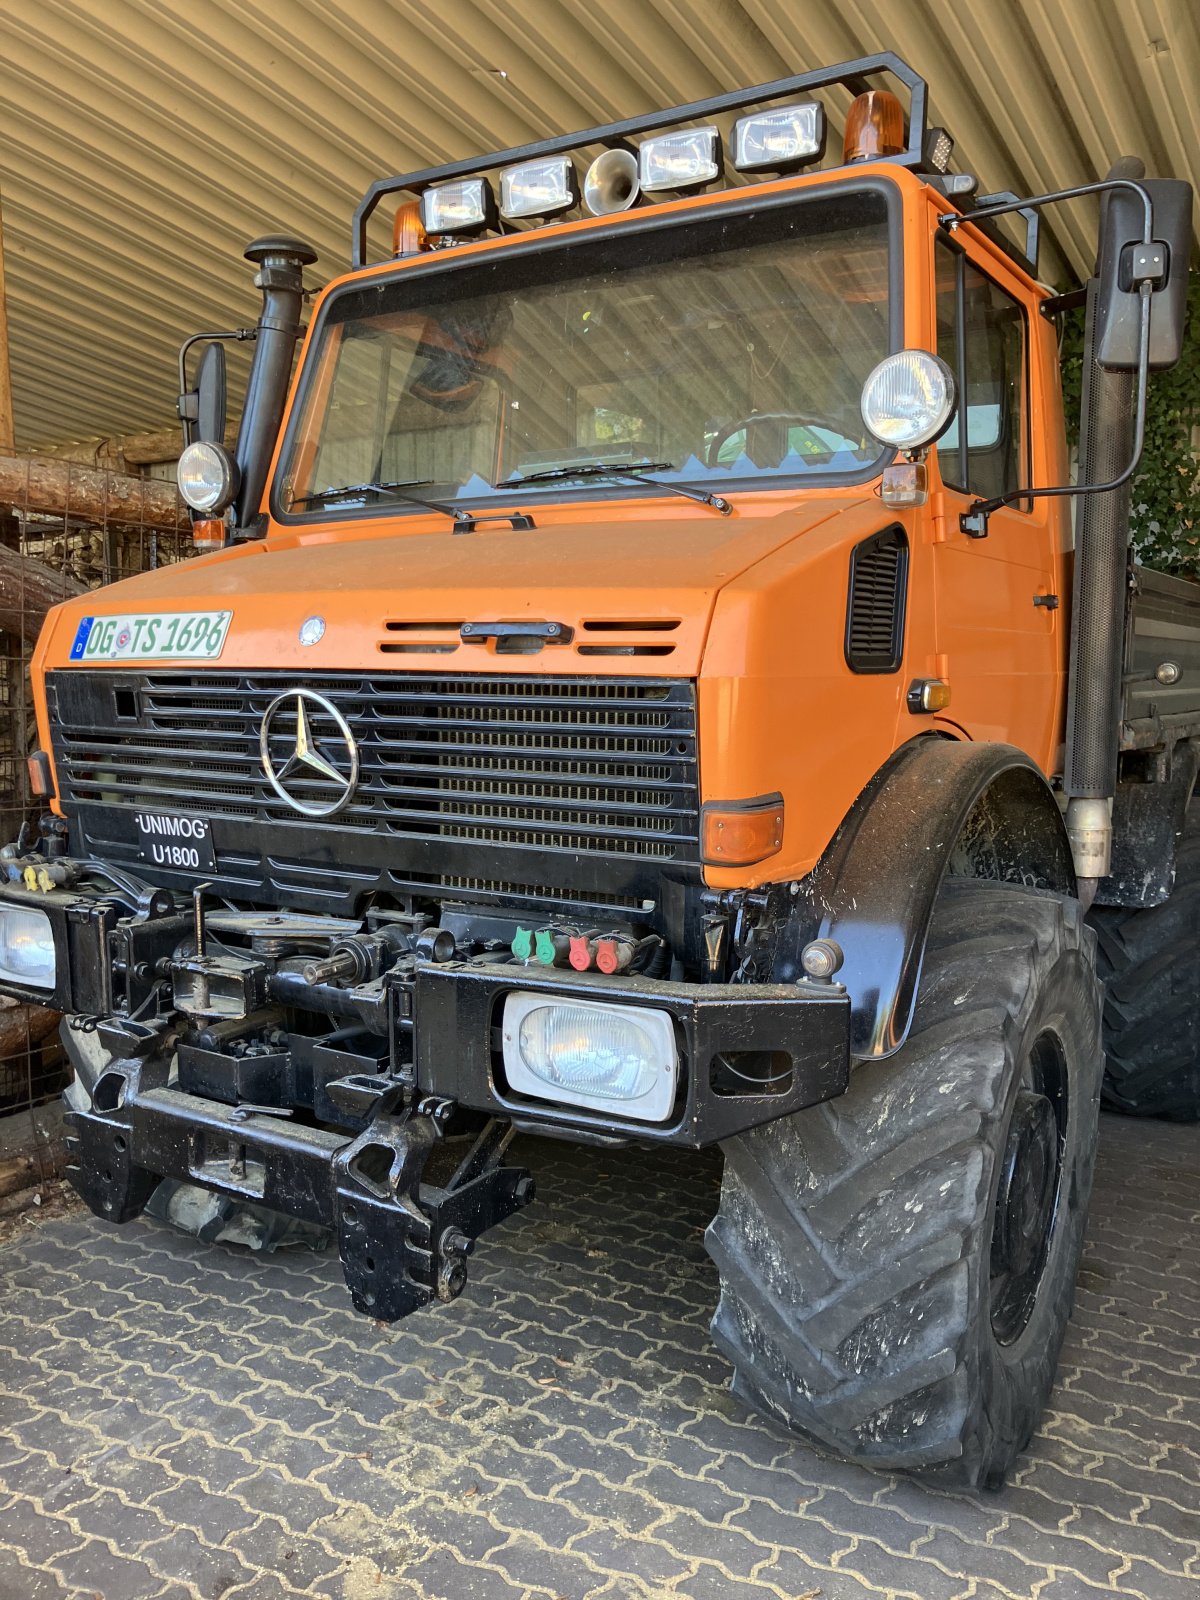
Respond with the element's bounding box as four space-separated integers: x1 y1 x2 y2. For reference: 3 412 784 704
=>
732 102 825 172
500 992 678 1123
639 126 721 192
500 156 578 219
0 905 56 989
420 177 496 236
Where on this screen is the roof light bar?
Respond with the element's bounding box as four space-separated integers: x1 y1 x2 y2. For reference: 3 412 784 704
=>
639 126 721 192
732 102 825 172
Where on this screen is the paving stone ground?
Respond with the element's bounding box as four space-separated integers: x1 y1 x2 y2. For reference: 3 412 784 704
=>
0 1111 1196 1600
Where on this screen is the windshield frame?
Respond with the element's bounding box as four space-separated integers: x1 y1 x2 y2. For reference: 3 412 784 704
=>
271 174 904 528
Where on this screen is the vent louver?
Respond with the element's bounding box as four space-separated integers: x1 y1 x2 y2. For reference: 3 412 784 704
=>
845 526 908 674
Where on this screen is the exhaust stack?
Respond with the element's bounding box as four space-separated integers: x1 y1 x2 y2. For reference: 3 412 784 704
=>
1062 159 1143 905
232 234 317 534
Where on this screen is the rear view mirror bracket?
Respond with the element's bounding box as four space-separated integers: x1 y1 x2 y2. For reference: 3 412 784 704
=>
938 172 1190 539
176 327 258 452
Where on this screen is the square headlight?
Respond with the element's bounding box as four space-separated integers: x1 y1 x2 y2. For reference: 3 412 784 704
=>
420 177 496 236
499 156 578 219
639 127 721 193
0 905 56 989
501 992 678 1123
732 102 825 172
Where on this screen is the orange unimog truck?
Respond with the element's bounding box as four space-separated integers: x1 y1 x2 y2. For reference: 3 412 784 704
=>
4 55 1198 1487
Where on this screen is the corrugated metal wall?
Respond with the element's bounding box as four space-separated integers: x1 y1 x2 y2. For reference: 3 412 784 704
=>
0 0 1195 448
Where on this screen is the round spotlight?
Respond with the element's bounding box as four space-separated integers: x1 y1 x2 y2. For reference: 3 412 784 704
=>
177 441 239 514
860 350 957 452
583 148 640 216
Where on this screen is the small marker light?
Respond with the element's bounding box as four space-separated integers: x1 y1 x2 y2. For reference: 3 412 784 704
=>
701 795 784 866
907 679 953 714
800 939 844 982
881 460 929 508
732 103 825 172
639 127 721 192
191 517 227 550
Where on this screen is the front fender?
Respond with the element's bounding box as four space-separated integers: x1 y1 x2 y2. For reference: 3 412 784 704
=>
787 737 1074 1059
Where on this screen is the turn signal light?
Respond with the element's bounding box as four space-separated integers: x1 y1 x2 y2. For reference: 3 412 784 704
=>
844 89 906 163
907 678 952 714
191 518 227 550
701 795 784 866
26 751 53 798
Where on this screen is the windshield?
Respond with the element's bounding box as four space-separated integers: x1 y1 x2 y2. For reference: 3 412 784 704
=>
277 186 894 519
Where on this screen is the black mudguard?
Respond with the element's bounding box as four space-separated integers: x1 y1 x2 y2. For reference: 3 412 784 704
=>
784 737 1075 1060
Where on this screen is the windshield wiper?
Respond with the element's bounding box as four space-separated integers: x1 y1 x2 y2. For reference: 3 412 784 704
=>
289 478 470 525
499 461 731 515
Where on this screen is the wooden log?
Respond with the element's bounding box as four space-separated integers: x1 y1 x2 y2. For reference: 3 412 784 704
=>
0 1001 59 1060
0 452 185 532
0 540 85 643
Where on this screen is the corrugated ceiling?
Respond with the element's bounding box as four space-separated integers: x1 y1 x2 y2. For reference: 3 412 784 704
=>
0 0 1195 449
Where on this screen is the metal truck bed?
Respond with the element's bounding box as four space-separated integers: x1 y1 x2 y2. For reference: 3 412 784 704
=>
1120 563 1200 752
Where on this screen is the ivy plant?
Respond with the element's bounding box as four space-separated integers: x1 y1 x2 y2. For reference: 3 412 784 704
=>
1059 269 1200 577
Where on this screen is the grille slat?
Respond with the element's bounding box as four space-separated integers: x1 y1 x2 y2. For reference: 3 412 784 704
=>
50 672 700 907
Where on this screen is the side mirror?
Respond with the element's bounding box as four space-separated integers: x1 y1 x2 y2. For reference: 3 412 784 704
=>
195 341 228 445
1095 177 1192 371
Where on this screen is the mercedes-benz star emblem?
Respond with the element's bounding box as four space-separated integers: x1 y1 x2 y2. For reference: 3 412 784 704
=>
260 690 359 817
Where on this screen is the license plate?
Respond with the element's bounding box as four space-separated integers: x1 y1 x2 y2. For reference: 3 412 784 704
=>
135 811 217 873
70 611 232 662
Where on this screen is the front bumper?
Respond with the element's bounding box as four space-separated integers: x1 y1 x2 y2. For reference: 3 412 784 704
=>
7 873 851 1323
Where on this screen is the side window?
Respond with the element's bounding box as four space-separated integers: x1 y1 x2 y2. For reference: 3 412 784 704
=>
935 243 1028 503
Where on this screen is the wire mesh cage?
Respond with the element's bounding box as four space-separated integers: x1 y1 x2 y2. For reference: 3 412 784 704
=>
0 454 193 1114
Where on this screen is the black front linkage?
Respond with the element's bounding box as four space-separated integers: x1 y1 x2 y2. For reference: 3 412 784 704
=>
63 1022 533 1322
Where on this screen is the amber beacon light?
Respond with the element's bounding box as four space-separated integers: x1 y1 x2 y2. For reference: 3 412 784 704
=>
844 89 906 163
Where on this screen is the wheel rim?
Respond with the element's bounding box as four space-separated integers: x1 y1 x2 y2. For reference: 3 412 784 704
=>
990 1031 1069 1346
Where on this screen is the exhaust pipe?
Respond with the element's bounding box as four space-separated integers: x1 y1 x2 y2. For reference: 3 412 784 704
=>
1063 159 1144 906
232 234 317 534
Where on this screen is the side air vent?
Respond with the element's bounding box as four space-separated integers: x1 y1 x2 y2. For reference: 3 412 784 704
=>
845 526 908 674
577 619 681 658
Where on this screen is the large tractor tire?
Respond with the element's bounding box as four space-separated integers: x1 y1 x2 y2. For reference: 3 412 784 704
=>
706 882 1102 1488
1089 800 1200 1120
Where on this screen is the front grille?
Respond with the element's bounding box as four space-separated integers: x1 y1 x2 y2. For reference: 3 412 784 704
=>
48 670 700 914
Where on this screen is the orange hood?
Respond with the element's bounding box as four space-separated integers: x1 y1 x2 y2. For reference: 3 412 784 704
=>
36 495 858 679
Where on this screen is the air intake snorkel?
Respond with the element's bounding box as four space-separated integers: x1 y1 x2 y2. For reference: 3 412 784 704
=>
231 234 318 538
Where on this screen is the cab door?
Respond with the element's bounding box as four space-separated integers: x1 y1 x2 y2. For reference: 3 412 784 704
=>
931 237 1064 770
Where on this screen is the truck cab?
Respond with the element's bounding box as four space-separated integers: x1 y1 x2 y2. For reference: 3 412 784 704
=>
4 54 1197 1488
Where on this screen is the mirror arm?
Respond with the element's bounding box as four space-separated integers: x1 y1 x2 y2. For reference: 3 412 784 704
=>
958 280 1152 539
176 328 258 449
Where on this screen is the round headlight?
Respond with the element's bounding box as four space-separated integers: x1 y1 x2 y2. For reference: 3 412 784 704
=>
860 350 957 451
177 441 239 513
